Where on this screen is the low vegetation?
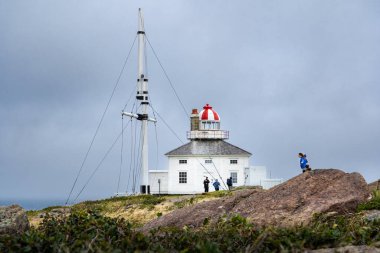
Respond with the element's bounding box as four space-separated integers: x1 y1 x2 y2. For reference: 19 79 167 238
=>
26 190 234 227
357 190 380 212
1 209 380 252
4 188 377 252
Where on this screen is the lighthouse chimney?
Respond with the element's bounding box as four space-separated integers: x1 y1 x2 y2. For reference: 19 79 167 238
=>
190 109 199 131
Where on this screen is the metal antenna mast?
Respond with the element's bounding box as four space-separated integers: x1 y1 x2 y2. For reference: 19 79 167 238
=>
122 8 156 194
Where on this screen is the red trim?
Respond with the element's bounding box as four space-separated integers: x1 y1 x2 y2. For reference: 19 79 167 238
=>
200 103 220 120
201 104 210 120
203 104 212 110
201 109 209 120
212 111 219 120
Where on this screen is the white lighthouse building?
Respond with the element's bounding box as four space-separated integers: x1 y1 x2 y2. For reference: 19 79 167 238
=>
149 104 282 194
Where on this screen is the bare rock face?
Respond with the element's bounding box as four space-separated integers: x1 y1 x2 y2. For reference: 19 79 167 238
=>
309 245 380 253
143 189 259 231
38 207 71 219
143 169 369 231
234 169 369 226
0 205 30 235
362 210 380 222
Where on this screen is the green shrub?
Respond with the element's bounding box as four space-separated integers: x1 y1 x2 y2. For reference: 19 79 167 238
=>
1 210 380 252
357 192 380 212
173 199 189 209
140 195 165 208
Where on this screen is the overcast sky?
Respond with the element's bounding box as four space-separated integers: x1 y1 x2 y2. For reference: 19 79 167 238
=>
1 1 379 203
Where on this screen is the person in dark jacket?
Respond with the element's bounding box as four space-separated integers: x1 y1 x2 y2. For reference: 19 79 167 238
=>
226 177 233 190
213 179 221 191
203 177 210 192
298 153 310 173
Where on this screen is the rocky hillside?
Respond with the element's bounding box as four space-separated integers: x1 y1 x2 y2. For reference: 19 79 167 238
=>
143 169 369 231
26 189 242 227
27 169 371 230
2 168 379 252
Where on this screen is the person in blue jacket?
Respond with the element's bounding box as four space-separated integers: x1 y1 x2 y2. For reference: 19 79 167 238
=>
298 153 309 173
213 179 221 191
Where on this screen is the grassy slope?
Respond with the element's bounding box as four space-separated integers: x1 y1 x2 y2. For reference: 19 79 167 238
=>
27 181 379 228
27 190 234 227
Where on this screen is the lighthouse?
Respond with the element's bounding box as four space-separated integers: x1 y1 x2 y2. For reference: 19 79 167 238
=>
149 103 282 194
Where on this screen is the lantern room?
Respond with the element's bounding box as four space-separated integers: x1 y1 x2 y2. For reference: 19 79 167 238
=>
188 103 229 140
199 104 221 130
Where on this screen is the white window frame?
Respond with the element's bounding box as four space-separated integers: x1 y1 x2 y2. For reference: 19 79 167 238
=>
205 159 212 164
179 159 187 164
230 172 238 184
179 171 187 184
230 159 238 164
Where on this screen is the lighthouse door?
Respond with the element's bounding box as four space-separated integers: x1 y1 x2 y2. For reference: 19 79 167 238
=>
244 167 250 185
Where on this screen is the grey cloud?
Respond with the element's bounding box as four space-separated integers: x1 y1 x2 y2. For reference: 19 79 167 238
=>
0 0 379 202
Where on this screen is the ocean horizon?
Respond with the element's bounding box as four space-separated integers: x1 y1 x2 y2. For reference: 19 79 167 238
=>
1 199 71 211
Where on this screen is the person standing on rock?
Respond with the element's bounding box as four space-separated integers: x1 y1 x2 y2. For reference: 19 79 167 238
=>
203 177 210 193
298 153 310 173
227 176 233 190
213 179 221 191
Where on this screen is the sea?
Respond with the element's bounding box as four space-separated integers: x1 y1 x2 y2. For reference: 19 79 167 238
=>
0 199 68 211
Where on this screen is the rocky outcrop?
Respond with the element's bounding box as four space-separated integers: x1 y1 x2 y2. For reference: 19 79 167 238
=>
0 205 30 235
143 189 259 230
234 169 369 226
143 169 369 231
363 210 380 222
38 207 71 219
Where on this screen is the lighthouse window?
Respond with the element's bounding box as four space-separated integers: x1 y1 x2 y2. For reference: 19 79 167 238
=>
205 159 212 164
230 172 238 183
230 159 238 164
179 172 187 183
179 160 187 164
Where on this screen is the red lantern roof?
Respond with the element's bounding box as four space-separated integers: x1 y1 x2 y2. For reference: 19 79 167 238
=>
199 104 220 121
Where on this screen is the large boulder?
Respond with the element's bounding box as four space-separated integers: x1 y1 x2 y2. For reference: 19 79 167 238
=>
0 205 30 235
143 169 369 231
234 169 369 226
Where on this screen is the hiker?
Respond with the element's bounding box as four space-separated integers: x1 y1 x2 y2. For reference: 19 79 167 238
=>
213 179 221 191
298 153 310 173
203 177 210 193
226 176 233 190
